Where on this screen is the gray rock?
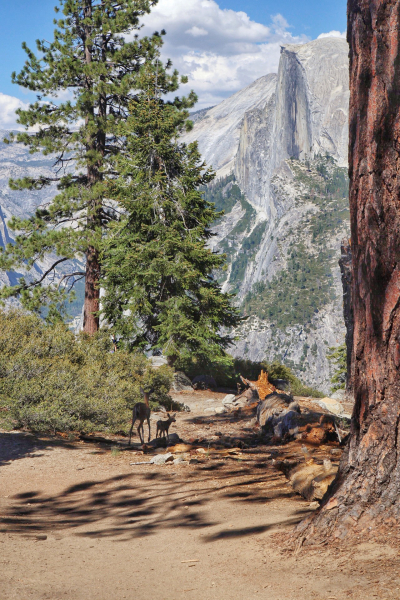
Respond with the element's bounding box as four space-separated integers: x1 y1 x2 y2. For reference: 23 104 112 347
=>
173 456 188 464
222 394 236 404
270 378 291 392
150 453 174 465
215 406 227 415
150 356 168 368
181 74 277 178
204 407 215 414
192 374 217 390
172 371 193 392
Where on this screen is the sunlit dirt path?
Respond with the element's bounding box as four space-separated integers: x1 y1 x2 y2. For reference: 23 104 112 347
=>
1 392 398 599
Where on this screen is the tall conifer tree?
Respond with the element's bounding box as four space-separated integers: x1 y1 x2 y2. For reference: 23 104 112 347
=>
0 0 185 332
101 69 242 363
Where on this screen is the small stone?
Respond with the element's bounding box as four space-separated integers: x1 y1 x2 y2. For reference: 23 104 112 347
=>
215 406 227 415
173 456 187 464
222 394 236 404
309 501 320 510
189 458 199 464
204 408 215 413
35 535 47 541
196 448 206 454
150 452 174 465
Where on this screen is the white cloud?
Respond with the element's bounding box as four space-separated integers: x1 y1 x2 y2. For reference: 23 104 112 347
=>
139 0 309 109
0 93 30 130
318 30 346 39
186 26 208 37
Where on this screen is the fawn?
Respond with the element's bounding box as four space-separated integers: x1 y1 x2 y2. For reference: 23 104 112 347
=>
156 413 176 442
129 387 152 445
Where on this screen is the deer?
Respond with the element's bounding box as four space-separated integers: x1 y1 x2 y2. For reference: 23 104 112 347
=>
128 387 152 445
156 413 176 442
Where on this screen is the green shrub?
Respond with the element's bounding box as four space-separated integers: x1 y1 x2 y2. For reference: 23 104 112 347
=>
327 343 347 392
0 310 173 434
175 352 323 397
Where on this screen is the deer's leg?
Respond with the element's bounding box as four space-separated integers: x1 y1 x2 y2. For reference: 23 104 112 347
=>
129 413 136 445
147 417 151 443
137 422 144 444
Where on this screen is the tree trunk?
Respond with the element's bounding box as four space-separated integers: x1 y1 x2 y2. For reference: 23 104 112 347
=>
83 245 100 334
82 0 102 334
297 0 400 543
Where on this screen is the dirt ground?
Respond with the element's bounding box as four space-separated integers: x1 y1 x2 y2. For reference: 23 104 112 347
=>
1 390 399 600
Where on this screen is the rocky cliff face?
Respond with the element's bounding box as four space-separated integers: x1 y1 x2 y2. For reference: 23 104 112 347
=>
235 37 349 212
188 37 350 393
183 74 277 178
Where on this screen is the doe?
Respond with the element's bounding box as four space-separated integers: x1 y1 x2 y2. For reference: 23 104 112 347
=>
129 387 152 445
156 413 176 442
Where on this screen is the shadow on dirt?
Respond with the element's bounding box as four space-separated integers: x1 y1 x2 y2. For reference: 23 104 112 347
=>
0 447 308 542
0 431 77 468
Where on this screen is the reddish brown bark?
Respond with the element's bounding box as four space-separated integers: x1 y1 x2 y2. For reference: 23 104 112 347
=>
82 0 104 335
83 245 100 334
297 0 400 542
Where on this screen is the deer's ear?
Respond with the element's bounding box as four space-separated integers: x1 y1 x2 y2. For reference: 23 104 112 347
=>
139 386 144 395
172 413 177 417
167 413 170 417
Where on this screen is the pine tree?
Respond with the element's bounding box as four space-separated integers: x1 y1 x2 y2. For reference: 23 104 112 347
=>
101 70 242 364
0 0 184 332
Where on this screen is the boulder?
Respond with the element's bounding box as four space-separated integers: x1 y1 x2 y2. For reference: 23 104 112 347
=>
172 371 193 392
222 394 236 405
192 374 217 390
270 378 291 392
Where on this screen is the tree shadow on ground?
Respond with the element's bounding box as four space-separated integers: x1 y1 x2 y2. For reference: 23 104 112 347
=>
0 431 78 468
0 446 309 542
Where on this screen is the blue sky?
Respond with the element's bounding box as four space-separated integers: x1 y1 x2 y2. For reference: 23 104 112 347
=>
0 0 347 127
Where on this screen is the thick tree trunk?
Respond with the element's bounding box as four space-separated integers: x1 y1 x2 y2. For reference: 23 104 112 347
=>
297 0 400 543
82 0 103 335
339 238 354 395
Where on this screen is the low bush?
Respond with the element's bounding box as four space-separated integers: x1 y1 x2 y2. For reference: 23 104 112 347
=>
0 310 173 434
175 352 323 397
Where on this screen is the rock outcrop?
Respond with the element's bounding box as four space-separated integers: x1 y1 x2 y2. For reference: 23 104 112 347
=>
235 37 349 213
183 74 277 178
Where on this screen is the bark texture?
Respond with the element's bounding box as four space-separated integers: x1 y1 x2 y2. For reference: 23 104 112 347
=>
297 0 400 543
83 245 100 335
339 238 354 395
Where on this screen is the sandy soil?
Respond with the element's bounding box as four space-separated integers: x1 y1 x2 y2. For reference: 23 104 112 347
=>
1 390 399 600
